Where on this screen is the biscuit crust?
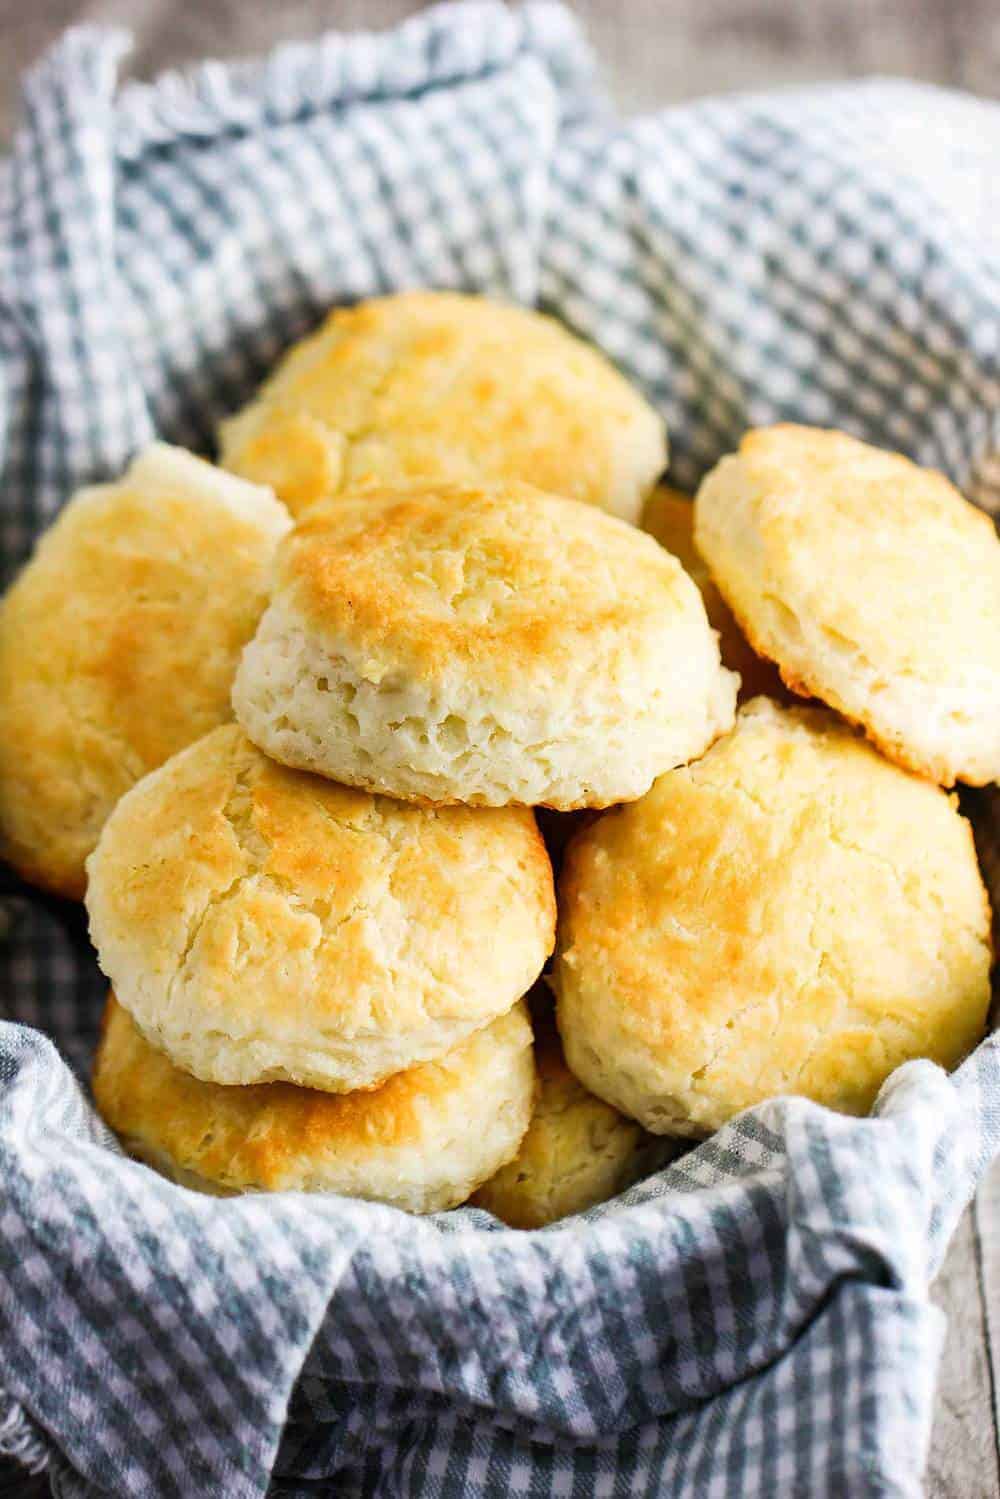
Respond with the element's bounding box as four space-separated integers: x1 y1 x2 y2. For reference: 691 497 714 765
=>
695 425 1000 785
554 698 993 1136
233 481 738 808
0 445 290 897
85 725 555 1092
94 995 536 1212
219 291 666 522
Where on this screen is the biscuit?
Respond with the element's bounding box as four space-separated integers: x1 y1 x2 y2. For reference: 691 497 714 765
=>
471 999 676 1227
554 698 992 1136
219 291 666 523
85 725 554 1092
642 484 787 702
694 426 1000 785
232 482 738 809
94 994 535 1212
0 444 290 898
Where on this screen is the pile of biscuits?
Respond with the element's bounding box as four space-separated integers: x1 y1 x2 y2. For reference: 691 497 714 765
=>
0 291 995 1224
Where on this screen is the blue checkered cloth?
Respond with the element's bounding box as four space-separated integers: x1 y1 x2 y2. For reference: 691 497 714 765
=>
1 4 999 1494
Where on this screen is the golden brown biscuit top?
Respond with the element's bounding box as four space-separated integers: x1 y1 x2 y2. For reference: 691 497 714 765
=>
715 425 1000 680
219 291 666 518
94 995 532 1192
278 480 704 685
87 725 555 1041
0 446 289 897
558 698 992 1083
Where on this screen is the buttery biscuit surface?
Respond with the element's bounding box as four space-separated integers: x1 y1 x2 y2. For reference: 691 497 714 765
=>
0 445 290 898
220 290 667 522
695 425 1000 785
233 481 738 808
94 995 536 1213
554 698 993 1135
86 725 555 1093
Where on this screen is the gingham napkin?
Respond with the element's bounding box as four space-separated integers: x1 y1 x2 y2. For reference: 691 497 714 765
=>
1 5 999 1495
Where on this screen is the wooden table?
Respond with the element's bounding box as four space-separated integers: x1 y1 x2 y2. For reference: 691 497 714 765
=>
0 3 998 1494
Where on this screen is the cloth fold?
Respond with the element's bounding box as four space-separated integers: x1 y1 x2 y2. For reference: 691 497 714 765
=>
1 5 999 1494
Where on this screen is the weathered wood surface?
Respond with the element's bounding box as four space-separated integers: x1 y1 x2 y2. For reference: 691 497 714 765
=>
2 0 1000 141
928 1182 1000 1498
0 3 998 1495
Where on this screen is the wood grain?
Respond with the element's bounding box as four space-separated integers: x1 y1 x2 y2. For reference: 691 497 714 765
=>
2 0 1000 142
1 3 998 1496
929 1180 1000 1498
